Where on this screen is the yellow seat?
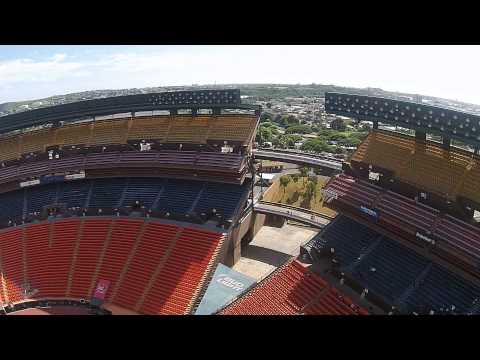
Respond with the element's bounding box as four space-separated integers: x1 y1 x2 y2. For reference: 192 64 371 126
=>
21 129 54 154
127 116 169 141
0 135 20 162
166 116 210 143
207 115 257 144
56 122 93 146
351 130 479 203
91 119 129 145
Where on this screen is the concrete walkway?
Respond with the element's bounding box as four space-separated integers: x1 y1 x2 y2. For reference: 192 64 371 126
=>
254 202 332 228
232 223 319 282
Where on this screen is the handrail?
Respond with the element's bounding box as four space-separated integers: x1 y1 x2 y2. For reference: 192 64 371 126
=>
254 148 344 163
256 200 335 220
0 150 246 189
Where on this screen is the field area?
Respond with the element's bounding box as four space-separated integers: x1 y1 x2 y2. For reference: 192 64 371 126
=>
263 175 337 218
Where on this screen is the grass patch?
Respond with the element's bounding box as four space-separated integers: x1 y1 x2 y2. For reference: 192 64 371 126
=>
270 176 337 218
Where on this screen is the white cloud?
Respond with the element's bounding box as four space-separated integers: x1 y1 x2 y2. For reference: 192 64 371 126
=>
50 53 67 62
0 56 83 85
1 45 480 105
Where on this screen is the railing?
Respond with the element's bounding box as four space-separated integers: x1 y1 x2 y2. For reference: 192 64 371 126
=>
0 150 247 189
257 200 336 220
255 148 344 162
253 150 343 170
2 298 111 315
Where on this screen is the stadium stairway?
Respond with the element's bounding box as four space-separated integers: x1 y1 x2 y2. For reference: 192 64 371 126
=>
134 225 183 313
107 221 148 302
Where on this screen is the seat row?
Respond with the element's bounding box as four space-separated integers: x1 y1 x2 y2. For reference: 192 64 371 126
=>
323 174 480 269
220 260 368 315
0 114 258 163
306 215 480 314
0 177 248 223
0 217 225 314
351 130 480 205
0 149 246 187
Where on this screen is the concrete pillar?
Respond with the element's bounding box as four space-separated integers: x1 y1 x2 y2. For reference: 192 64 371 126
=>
415 131 427 143
442 136 451 151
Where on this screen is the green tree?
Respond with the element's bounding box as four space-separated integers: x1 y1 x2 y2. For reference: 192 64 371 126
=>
285 124 312 135
328 132 349 142
273 135 287 149
304 181 316 202
313 168 323 176
291 173 300 184
308 175 318 186
299 167 309 187
330 118 347 131
260 112 272 122
301 139 335 153
260 121 274 128
279 175 291 198
256 126 273 145
308 176 318 200
287 114 299 125
273 114 283 124
273 134 301 149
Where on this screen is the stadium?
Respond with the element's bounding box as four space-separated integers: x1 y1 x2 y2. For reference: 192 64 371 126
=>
0 88 478 315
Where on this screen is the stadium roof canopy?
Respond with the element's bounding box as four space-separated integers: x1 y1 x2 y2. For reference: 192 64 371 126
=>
325 92 480 147
0 89 261 135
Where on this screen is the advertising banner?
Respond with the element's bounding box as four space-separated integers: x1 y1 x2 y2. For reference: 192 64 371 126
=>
93 279 111 301
195 264 256 315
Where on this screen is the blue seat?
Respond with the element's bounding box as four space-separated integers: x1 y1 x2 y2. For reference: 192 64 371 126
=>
404 264 480 314
352 237 429 303
0 190 25 221
194 182 245 219
310 216 379 269
121 178 165 210
154 179 204 215
88 178 127 209
26 183 58 215
0 177 248 227
57 180 91 209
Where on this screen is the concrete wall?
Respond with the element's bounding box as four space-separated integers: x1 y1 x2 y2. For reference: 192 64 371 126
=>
222 211 255 267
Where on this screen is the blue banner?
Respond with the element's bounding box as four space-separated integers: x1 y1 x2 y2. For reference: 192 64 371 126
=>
40 175 65 184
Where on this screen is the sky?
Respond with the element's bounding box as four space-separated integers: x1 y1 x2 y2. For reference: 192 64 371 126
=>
1 45 480 105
